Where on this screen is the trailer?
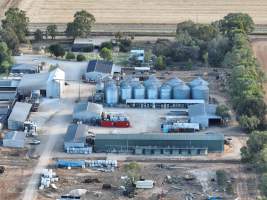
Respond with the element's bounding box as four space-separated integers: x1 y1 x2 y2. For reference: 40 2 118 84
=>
100 112 130 128
135 180 154 189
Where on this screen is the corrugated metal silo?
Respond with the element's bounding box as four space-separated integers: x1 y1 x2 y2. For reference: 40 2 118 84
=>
105 83 118 105
173 83 191 99
191 84 209 101
159 84 172 99
144 75 161 87
189 77 208 88
120 83 132 102
133 83 145 99
146 84 158 99
165 77 184 87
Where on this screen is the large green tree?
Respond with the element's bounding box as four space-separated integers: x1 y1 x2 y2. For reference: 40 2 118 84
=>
219 13 255 35
0 27 20 54
48 44 65 58
66 10 95 38
1 8 29 43
100 47 112 61
0 42 13 73
46 25 57 40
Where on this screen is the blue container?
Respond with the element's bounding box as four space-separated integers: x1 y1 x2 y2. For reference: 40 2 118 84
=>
57 160 85 168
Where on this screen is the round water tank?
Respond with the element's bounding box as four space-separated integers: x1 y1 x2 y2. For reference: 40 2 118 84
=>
165 77 184 87
120 83 132 102
133 83 145 99
146 84 158 99
105 84 118 105
173 83 190 99
189 77 208 88
159 84 172 99
104 79 116 89
191 84 209 101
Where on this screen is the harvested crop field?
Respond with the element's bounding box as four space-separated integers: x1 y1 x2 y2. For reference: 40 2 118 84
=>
13 0 267 24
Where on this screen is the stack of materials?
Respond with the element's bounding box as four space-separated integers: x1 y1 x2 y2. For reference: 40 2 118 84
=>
39 169 58 190
85 160 118 172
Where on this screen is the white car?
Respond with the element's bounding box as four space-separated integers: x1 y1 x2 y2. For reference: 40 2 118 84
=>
29 139 41 145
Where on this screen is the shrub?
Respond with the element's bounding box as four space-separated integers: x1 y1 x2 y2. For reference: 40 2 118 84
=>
100 41 113 50
65 52 76 60
76 54 86 61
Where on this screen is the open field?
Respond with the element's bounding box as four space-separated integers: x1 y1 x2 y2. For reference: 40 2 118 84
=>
251 37 267 102
13 0 267 24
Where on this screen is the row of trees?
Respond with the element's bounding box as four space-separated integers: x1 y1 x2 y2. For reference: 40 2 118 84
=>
152 13 255 68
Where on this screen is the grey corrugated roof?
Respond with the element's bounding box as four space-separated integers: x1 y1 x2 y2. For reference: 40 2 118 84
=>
64 124 88 143
12 63 39 71
0 91 16 101
8 102 32 122
87 60 113 74
95 133 224 141
4 131 26 140
18 72 49 90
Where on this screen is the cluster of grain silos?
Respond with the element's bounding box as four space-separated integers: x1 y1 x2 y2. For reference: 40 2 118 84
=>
103 76 209 105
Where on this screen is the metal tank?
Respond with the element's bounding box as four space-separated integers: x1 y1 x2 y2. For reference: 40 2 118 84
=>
191 84 209 101
189 77 209 88
104 79 116 89
144 75 161 87
165 77 184 87
105 83 118 105
120 83 132 102
133 83 145 99
173 83 191 99
159 84 172 99
146 84 159 99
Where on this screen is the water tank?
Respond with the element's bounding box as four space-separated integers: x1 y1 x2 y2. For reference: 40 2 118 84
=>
191 84 209 101
120 83 132 102
173 83 191 99
165 77 184 87
144 75 161 87
146 84 158 99
133 83 145 99
189 77 208 88
159 84 172 99
105 84 118 105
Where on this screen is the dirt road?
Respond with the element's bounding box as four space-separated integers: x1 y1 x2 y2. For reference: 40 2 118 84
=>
22 101 73 200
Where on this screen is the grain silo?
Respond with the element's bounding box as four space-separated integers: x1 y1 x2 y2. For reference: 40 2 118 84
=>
189 77 208 88
191 84 209 101
173 83 191 99
144 75 161 88
120 83 132 102
133 83 145 99
165 77 184 87
146 84 158 99
159 84 172 99
105 83 118 105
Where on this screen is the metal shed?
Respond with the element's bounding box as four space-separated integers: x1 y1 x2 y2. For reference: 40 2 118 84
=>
64 124 87 148
11 63 40 75
188 104 221 128
3 131 26 148
94 132 224 155
73 102 103 124
8 102 32 130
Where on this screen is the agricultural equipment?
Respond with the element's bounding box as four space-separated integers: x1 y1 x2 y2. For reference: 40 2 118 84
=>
24 121 38 136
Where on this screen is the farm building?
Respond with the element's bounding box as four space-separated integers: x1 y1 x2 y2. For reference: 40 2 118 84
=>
94 132 224 155
130 49 145 63
72 38 94 52
3 131 26 148
64 124 92 154
17 68 65 98
73 102 103 124
8 102 32 130
84 60 121 82
11 63 40 75
188 104 221 129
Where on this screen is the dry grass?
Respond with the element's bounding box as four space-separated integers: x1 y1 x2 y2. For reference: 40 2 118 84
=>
13 0 267 24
